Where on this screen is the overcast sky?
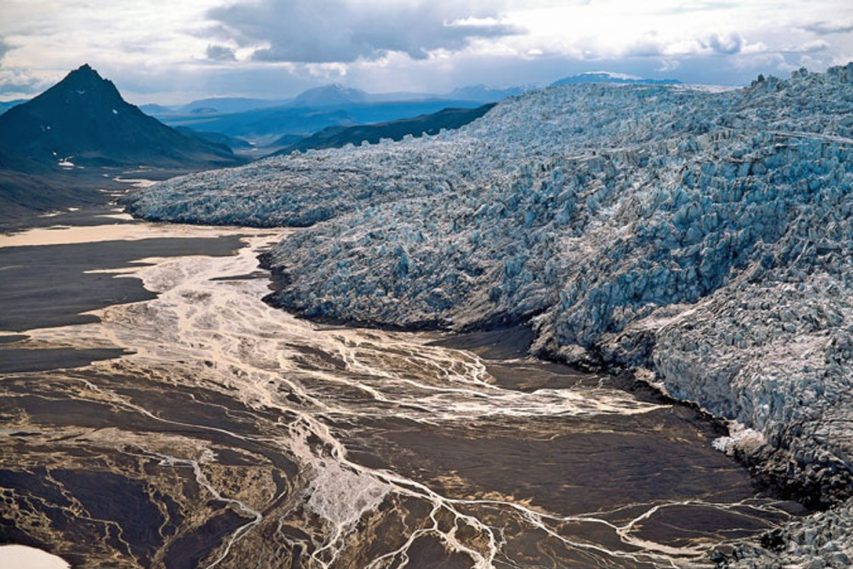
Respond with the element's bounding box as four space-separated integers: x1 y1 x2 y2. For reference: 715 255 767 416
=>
0 0 851 103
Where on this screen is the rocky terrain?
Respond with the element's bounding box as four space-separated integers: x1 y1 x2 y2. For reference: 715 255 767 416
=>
715 500 852 568
127 64 853 565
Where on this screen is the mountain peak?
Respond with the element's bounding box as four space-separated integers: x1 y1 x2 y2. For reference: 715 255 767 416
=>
0 64 241 169
66 63 104 82
51 63 122 101
291 84 368 107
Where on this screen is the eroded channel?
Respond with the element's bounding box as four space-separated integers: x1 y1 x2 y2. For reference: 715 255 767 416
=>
0 212 803 568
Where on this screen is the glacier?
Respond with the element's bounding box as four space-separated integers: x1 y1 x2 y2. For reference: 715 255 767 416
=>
126 63 853 566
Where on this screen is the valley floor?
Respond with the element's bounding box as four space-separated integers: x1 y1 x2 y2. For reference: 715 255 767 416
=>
0 206 809 568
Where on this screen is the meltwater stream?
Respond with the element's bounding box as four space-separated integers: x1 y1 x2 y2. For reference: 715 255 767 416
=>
0 217 800 568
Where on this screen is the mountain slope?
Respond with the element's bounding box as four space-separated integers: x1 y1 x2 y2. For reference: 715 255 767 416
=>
273 104 496 155
0 64 242 169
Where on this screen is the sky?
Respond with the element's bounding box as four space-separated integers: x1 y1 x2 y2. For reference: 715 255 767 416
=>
0 0 851 103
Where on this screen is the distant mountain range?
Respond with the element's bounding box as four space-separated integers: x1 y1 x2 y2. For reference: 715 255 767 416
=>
140 97 289 117
133 73 676 145
154 99 488 145
551 71 681 86
291 84 369 107
138 83 509 121
134 83 527 146
0 66 680 224
446 84 529 101
273 104 496 156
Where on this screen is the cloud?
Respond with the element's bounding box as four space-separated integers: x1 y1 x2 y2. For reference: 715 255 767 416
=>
208 0 524 63
0 38 46 96
782 39 830 54
0 0 850 101
706 32 743 55
799 21 853 35
206 44 236 61
0 66 45 96
621 31 748 58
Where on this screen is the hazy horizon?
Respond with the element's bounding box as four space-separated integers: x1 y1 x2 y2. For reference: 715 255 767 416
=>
0 65 691 107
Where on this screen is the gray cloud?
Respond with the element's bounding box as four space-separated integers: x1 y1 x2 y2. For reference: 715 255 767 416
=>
705 33 743 55
799 21 853 35
208 0 524 63
206 44 236 62
780 40 830 54
1 0 849 102
622 31 745 58
0 66 45 96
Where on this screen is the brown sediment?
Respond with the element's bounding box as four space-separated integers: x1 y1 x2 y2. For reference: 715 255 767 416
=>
0 213 810 569
0 233 245 332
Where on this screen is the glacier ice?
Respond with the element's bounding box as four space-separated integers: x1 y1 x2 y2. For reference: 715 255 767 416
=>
127 64 853 564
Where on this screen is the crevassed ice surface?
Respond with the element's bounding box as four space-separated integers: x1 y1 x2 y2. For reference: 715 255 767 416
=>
128 66 853 536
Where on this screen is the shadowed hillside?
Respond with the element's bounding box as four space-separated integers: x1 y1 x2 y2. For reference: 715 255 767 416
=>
274 104 496 155
0 64 246 226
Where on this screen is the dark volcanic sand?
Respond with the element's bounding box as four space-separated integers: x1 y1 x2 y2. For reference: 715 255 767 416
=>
0 209 805 569
0 212 262 566
0 231 244 331
0 347 128 373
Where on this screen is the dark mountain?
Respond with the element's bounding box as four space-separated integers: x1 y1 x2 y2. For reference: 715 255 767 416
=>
0 64 243 169
0 64 248 227
273 103 496 156
552 72 681 86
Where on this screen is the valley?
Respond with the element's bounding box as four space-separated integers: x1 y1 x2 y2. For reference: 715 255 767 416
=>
0 208 802 568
